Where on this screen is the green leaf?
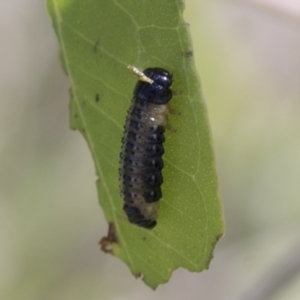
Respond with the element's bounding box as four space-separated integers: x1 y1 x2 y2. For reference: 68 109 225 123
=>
47 0 224 288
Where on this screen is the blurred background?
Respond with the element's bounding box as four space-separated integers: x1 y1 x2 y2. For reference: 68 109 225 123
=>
1 0 300 299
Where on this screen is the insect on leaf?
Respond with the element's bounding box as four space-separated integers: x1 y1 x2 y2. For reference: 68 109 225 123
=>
47 0 224 288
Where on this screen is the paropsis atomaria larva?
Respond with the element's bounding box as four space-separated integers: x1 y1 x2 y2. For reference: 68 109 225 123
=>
119 65 173 229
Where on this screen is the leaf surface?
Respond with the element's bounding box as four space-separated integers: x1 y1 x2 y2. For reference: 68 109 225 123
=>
47 0 224 288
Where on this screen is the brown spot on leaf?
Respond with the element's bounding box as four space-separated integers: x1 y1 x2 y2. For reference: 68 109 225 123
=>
99 223 118 254
95 93 100 102
184 50 193 58
172 90 183 96
133 272 142 279
93 38 100 53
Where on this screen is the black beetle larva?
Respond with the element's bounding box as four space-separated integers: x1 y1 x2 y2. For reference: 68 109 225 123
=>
119 65 173 229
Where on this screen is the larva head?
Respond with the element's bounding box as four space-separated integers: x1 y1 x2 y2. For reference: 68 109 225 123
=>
134 67 173 105
144 68 173 89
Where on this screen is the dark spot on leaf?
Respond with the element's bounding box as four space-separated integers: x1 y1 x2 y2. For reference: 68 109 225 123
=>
142 236 146 241
171 90 183 96
184 50 193 58
95 93 100 102
99 223 118 254
74 113 78 118
82 128 85 133
133 272 142 279
93 38 100 53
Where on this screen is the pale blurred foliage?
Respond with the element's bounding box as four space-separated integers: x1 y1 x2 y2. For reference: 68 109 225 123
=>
1 0 300 299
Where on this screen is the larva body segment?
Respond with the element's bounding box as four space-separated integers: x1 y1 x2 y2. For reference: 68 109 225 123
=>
120 67 173 229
